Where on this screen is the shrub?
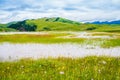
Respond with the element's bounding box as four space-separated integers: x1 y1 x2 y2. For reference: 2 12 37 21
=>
42 27 51 31
86 27 96 30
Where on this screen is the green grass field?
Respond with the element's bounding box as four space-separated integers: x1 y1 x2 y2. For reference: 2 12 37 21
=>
0 32 120 48
0 56 120 80
0 31 120 80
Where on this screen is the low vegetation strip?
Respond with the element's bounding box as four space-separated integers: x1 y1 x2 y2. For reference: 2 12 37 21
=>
0 56 120 80
0 32 120 48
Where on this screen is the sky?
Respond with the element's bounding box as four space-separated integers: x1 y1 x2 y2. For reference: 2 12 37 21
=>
0 0 120 23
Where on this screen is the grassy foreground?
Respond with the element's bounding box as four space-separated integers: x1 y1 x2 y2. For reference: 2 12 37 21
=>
0 56 120 80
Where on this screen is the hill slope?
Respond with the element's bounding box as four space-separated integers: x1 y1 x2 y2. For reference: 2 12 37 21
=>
25 17 81 31
37 17 80 25
0 23 17 32
26 17 120 32
0 17 119 32
7 17 82 31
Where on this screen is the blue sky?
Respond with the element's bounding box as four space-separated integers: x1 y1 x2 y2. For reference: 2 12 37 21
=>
0 0 120 23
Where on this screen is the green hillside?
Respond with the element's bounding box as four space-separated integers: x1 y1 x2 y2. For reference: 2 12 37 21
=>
0 24 17 32
0 17 120 32
7 21 18 26
35 17 80 25
0 24 6 27
26 17 81 31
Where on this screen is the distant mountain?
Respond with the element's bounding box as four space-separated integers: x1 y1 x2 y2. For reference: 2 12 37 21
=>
91 20 120 24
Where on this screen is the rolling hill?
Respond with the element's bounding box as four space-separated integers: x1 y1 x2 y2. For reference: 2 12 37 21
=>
0 17 120 32
0 23 17 32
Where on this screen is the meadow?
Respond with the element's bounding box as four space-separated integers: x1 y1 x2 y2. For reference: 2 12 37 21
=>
0 31 120 80
0 31 120 48
0 56 120 80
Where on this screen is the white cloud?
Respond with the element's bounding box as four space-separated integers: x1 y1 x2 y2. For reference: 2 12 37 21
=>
0 0 120 23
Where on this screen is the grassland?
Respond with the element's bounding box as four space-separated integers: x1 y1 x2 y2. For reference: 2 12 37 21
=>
0 17 120 32
0 32 120 48
0 56 120 80
0 24 17 32
0 17 120 80
0 31 120 80
26 18 120 32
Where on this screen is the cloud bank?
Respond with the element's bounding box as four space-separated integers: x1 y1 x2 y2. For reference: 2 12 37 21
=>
0 0 120 23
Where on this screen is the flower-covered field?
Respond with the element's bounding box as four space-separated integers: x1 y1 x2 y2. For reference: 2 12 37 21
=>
0 56 120 80
0 31 120 80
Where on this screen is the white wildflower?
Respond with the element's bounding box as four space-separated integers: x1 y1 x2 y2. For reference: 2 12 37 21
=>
98 69 101 73
91 78 94 80
21 65 24 68
59 71 64 74
102 61 107 64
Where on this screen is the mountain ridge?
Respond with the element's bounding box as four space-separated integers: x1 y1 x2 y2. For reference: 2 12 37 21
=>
89 20 120 24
